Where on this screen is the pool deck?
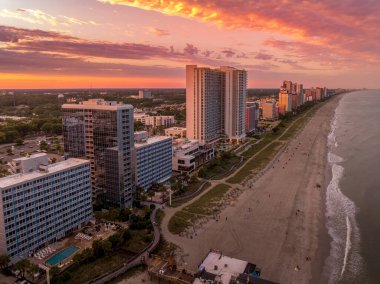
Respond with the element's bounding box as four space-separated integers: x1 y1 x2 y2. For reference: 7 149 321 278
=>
29 222 119 269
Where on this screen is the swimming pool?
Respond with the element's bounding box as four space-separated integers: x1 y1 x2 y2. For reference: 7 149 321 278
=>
46 246 80 266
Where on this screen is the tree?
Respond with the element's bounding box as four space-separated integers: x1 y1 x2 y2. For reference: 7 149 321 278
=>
108 233 122 249
51 157 57 164
123 229 132 241
6 148 13 155
27 263 40 283
147 190 155 201
0 255 10 269
14 259 30 278
92 239 112 257
49 266 60 281
134 121 144 131
102 240 112 255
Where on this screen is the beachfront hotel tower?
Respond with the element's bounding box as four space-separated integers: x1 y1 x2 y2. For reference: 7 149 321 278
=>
278 88 293 114
186 65 247 144
62 99 135 208
0 158 92 261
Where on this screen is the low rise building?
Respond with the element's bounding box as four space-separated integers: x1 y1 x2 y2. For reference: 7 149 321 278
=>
172 139 214 173
134 131 149 143
194 250 278 284
262 100 278 121
133 136 172 190
138 89 152 99
9 153 49 174
165 127 187 138
0 158 92 261
134 113 175 129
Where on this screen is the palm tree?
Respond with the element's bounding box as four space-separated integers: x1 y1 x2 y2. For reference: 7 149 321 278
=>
27 263 40 283
0 255 10 269
14 259 30 278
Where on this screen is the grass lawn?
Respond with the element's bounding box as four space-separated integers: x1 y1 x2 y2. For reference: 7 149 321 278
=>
170 182 211 207
184 184 230 215
168 184 231 235
279 115 308 141
168 211 196 235
227 141 283 184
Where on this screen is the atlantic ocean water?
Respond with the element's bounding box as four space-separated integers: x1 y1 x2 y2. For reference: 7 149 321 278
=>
322 90 380 283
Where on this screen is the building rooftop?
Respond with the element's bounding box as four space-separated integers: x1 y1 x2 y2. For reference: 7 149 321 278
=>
135 136 172 149
194 251 279 284
62 99 133 110
12 152 47 162
195 251 248 284
0 158 90 189
165 127 186 131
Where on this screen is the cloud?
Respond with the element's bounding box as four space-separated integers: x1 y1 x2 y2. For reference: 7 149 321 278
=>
183 43 199 56
0 25 244 77
0 48 183 78
254 52 273 61
150 27 170 37
97 0 380 66
0 8 97 26
221 49 235 58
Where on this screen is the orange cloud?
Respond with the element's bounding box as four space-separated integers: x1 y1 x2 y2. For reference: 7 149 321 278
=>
98 0 380 64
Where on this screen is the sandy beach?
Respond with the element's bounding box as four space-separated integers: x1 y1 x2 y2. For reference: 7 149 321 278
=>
158 95 343 284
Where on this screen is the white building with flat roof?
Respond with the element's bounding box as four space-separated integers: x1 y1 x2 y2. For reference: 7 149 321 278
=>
194 251 278 284
134 113 175 129
172 139 214 173
9 153 49 174
0 158 92 261
133 136 172 190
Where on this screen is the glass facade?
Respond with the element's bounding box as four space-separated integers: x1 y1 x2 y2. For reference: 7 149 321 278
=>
62 102 134 208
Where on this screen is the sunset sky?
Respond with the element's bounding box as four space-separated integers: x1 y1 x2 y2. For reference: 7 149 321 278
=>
1 0 379 89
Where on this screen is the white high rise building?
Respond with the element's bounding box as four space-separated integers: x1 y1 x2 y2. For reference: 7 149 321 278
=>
220 66 247 142
186 65 247 144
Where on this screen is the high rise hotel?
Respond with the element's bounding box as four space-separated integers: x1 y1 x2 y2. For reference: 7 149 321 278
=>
62 99 135 208
186 65 247 144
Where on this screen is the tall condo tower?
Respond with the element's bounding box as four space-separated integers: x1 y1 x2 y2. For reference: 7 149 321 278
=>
62 99 135 208
186 65 247 144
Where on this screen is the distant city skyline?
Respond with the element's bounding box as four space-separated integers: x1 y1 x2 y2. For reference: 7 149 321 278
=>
1 0 379 89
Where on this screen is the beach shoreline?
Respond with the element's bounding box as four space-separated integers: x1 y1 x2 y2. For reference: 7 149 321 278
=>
156 94 345 284
312 93 344 284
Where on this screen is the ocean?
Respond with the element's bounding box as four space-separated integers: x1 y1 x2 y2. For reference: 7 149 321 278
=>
322 90 380 283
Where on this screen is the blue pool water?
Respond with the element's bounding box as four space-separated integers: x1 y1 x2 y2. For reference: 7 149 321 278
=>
46 246 80 266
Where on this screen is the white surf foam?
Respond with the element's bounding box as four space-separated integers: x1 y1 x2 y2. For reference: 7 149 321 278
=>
341 216 352 277
323 106 363 283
